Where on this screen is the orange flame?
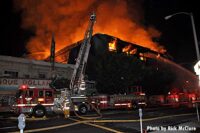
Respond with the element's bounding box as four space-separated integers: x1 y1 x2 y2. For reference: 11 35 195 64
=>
122 45 138 55
121 44 138 55
130 49 137 55
14 0 166 61
122 45 132 53
108 38 117 52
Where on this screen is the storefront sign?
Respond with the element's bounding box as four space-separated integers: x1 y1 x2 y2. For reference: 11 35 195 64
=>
0 78 51 89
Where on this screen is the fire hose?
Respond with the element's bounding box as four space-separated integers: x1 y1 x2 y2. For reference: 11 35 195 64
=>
58 90 102 120
70 100 102 120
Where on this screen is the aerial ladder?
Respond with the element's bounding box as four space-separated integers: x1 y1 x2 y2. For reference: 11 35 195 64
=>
69 12 96 96
56 13 97 117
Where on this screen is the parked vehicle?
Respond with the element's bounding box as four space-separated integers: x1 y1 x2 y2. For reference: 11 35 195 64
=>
13 85 54 117
89 92 146 110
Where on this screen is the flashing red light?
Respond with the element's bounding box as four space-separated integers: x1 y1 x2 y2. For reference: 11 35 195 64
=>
188 93 196 101
19 85 28 90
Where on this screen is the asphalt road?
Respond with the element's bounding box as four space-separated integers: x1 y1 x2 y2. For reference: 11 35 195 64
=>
0 107 199 133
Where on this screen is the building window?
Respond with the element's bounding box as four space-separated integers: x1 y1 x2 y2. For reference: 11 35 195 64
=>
45 91 53 97
38 91 43 97
29 90 33 97
4 71 18 78
38 74 46 79
26 90 33 97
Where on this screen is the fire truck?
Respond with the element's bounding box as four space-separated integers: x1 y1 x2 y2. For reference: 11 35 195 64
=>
165 92 198 108
12 85 146 117
89 90 146 110
148 91 199 108
13 85 54 117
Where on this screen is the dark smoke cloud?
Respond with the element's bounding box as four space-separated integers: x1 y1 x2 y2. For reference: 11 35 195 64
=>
14 0 165 60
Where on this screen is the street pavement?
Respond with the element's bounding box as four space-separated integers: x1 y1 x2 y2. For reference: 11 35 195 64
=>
0 107 199 133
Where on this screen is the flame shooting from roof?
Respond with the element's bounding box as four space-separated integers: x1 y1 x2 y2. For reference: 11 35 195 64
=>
14 0 166 60
122 44 137 55
108 38 117 52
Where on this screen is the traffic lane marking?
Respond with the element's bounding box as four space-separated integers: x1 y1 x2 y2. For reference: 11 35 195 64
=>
86 113 195 123
10 120 87 133
69 118 124 133
8 113 195 133
0 126 17 130
10 118 124 133
1 116 49 121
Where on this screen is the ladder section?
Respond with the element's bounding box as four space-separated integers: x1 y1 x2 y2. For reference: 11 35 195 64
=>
69 13 96 95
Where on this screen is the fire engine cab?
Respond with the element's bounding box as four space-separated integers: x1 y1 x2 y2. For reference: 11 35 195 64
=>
13 85 54 117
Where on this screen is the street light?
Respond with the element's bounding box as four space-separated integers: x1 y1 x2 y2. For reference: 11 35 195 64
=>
165 12 200 61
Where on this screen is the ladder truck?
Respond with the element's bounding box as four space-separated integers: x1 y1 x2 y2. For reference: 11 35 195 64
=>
69 12 96 96
12 13 96 117
57 12 96 116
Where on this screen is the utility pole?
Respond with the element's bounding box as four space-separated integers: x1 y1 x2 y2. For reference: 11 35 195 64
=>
165 12 200 122
50 33 56 75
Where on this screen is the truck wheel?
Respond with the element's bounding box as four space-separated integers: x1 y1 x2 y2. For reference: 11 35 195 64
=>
33 105 46 117
78 104 88 115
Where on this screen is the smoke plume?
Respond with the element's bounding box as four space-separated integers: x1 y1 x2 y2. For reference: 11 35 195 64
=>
14 0 165 60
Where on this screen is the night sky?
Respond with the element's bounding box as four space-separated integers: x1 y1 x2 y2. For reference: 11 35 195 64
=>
0 0 200 71
144 0 200 70
0 0 32 57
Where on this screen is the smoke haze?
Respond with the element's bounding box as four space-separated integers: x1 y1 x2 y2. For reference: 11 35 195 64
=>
14 0 165 60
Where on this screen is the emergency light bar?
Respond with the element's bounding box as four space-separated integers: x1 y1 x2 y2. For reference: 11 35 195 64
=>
19 85 28 90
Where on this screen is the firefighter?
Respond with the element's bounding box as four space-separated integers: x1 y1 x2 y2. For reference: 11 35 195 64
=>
62 90 70 118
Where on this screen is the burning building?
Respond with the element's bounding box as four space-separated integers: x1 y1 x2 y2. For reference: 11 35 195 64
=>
11 0 199 96
49 33 162 63
45 33 198 95
14 0 165 61
67 33 163 63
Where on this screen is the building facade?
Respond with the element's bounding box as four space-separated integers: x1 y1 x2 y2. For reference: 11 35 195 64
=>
0 55 74 110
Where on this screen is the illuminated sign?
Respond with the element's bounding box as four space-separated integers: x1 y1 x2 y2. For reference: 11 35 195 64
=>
194 60 200 75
